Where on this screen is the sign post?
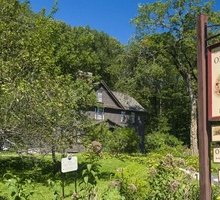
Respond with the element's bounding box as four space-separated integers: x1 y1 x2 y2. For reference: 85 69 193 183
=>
197 14 211 200
61 154 78 199
208 42 220 121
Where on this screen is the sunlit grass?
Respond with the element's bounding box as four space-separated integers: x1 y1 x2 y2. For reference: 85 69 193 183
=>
0 151 143 199
0 150 200 199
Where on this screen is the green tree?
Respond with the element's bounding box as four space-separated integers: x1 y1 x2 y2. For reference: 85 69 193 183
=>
0 0 124 159
53 25 123 86
0 0 97 158
88 29 124 87
132 0 220 154
116 38 190 144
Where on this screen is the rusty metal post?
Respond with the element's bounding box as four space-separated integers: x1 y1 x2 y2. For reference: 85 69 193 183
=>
197 14 211 200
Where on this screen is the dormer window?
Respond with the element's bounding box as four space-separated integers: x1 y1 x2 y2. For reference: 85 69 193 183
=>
97 92 102 103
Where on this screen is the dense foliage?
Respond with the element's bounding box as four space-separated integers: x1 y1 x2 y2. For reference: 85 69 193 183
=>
85 124 139 154
131 0 220 154
2 0 220 154
0 0 123 155
145 132 183 153
1 149 220 200
147 155 199 200
1 0 220 198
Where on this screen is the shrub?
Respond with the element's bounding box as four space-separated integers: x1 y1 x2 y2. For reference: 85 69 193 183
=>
76 147 101 199
0 196 8 200
105 128 139 154
85 125 139 154
212 184 220 200
84 123 111 146
146 154 199 200
3 173 35 200
112 163 149 200
145 132 183 153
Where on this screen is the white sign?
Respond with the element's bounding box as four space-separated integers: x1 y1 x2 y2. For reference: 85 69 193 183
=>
208 45 220 120
61 156 78 173
213 148 220 163
212 126 220 142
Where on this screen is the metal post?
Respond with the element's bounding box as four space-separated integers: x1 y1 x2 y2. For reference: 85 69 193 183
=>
74 171 77 193
197 14 211 200
61 149 65 199
62 173 65 199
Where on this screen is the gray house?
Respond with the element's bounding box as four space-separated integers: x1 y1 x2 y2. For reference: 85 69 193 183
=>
88 81 146 150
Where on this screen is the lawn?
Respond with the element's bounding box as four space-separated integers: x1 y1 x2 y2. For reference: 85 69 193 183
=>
0 149 205 200
0 152 150 199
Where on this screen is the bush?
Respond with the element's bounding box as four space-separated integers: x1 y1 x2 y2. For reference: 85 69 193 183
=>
85 124 139 154
3 173 35 200
145 132 183 153
212 184 220 200
83 123 111 147
112 163 149 200
105 128 139 154
146 154 199 200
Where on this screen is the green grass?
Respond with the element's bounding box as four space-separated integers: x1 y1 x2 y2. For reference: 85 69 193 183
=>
0 152 77 199
0 152 150 199
0 150 200 200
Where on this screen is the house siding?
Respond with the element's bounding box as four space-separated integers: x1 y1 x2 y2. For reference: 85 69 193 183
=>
89 81 146 152
97 87 121 109
89 108 145 129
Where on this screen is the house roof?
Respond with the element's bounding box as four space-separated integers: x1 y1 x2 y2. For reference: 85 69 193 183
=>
99 81 146 112
100 81 125 109
112 91 146 112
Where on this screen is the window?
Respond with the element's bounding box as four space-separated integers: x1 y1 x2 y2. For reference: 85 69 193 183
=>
131 112 135 124
97 92 102 102
95 107 104 120
138 116 141 123
121 111 126 123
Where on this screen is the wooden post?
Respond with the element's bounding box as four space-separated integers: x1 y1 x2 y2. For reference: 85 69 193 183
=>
197 14 211 200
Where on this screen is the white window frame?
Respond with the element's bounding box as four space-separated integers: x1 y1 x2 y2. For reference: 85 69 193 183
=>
121 111 126 123
95 107 104 120
97 92 102 103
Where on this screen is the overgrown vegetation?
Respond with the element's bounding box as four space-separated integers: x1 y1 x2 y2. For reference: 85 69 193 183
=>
0 129 218 199
0 133 215 199
1 0 220 199
0 146 219 199
85 124 139 154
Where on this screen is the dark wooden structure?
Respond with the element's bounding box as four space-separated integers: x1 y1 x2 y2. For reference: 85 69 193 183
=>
87 81 146 151
197 14 211 200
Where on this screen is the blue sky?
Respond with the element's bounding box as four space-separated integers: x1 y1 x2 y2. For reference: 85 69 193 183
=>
28 0 156 44
28 0 219 45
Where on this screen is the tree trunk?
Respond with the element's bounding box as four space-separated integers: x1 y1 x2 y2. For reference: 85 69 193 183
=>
188 75 198 155
51 128 58 163
51 144 56 163
190 93 198 155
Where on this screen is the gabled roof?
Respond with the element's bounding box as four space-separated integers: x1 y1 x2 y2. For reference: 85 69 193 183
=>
100 81 125 109
112 91 146 112
100 81 146 112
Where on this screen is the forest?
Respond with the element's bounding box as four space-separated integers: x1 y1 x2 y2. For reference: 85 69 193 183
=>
1 0 220 199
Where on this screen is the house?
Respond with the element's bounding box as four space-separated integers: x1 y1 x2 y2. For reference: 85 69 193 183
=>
87 81 146 151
